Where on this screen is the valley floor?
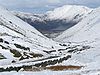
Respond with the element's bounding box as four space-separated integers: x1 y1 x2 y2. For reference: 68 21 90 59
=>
1 70 100 75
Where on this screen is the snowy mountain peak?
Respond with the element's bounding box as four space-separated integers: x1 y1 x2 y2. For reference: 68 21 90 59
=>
46 5 91 20
55 7 100 44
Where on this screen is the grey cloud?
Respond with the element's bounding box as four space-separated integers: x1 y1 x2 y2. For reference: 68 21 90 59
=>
0 0 99 13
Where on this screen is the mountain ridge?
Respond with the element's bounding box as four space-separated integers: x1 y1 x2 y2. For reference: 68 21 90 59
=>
13 5 91 38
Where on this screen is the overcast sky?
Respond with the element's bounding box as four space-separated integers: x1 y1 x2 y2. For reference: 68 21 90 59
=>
0 0 100 13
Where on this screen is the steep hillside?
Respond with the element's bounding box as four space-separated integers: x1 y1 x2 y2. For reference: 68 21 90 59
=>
55 7 100 73
13 5 91 38
55 7 100 44
0 6 66 65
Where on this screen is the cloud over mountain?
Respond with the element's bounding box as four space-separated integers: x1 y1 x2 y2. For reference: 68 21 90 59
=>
0 0 99 13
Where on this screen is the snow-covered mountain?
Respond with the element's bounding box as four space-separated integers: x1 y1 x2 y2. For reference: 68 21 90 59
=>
55 7 100 44
0 6 92 73
0 6 67 65
1 5 100 75
13 5 91 38
46 5 90 21
54 7 100 74
12 11 44 22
